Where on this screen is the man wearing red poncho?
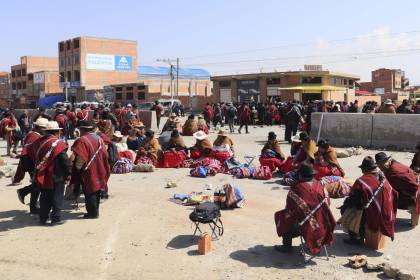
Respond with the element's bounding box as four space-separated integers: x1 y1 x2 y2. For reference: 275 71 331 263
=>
71 121 110 219
32 121 71 225
339 156 398 245
274 163 336 254
375 152 419 215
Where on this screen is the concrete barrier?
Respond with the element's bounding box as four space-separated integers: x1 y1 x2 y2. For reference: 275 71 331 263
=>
310 113 373 147
310 112 420 150
371 114 420 149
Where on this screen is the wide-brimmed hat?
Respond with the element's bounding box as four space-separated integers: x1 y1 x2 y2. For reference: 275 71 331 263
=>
268 131 277 140
45 121 62 131
317 138 329 148
217 130 228 136
198 115 204 119
33 117 49 128
193 131 207 140
79 120 94 130
375 152 391 164
113 131 123 138
298 163 317 177
170 113 177 118
359 156 377 170
385 99 394 105
145 129 154 138
126 103 132 107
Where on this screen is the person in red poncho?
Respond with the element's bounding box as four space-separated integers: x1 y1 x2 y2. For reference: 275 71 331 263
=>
54 107 69 142
0 111 18 156
32 121 71 226
314 139 345 179
274 163 336 254
238 103 251 134
71 121 110 219
375 152 420 215
76 104 90 125
14 117 49 214
339 156 398 245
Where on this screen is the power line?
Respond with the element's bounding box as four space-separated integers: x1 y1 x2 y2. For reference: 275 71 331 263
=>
179 29 420 61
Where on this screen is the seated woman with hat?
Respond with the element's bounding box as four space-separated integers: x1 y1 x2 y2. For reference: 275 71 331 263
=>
182 114 198 136
162 113 178 133
313 139 345 179
126 126 145 152
135 129 162 166
112 131 135 162
279 135 303 174
197 115 209 135
259 131 285 172
190 131 213 159
122 112 142 136
162 129 188 168
212 130 235 163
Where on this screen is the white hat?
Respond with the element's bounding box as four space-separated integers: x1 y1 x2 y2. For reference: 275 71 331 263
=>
33 117 49 128
45 121 62 131
385 99 393 105
193 131 208 140
126 103 132 107
292 135 301 143
113 131 123 138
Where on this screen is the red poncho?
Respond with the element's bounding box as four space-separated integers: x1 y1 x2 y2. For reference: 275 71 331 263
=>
32 135 68 190
353 173 398 239
76 109 89 122
275 180 336 254
14 131 42 183
384 161 420 214
66 111 77 126
71 132 110 194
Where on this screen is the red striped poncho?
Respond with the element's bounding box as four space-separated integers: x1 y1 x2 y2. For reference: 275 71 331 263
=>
71 132 110 194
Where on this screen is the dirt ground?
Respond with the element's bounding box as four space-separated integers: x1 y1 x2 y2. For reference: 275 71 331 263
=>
0 124 418 280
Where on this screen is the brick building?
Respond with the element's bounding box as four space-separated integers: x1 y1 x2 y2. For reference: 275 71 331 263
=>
211 68 359 104
0 72 10 108
359 68 410 102
109 66 212 109
58 36 138 103
10 56 58 108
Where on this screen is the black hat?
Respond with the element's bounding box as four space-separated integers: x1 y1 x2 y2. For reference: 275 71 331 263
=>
298 163 317 178
79 120 95 130
268 131 277 140
317 138 329 148
171 129 180 138
145 129 154 138
359 156 377 170
375 152 391 164
300 132 309 141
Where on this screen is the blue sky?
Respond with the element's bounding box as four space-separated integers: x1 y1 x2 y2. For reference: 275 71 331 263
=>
2 0 420 82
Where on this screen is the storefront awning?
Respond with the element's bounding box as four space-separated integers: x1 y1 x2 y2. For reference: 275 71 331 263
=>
277 85 347 91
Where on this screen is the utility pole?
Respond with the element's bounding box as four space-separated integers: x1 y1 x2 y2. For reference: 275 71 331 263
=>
176 57 179 97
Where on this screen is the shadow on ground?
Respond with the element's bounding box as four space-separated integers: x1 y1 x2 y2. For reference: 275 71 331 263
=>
166 234 196 250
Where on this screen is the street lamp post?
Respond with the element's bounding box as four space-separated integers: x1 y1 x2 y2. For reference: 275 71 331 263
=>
56 73 68 102
156 58 179 112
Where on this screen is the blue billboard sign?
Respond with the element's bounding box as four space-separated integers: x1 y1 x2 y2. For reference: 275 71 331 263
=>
115 56 133 71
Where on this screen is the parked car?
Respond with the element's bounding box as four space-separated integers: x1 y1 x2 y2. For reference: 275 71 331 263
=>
158 99 182 116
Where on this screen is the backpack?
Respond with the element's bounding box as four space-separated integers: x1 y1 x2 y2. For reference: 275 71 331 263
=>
227 106 236 118
107 142 118 167
189 202 221 223
252 165 273 180
112 158 133 174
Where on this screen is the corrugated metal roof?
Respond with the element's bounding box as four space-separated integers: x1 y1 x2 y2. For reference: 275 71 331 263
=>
138 66 210 78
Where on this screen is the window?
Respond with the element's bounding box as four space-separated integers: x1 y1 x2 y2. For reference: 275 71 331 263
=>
73 39 80 49
21 69 26 76
138 92 145 100
16 70 21 77
126 86 133 91
267 78 281 85
66 40 71 50
59 42 64 52
343 79 348 85
302 76 322 84
59 72 65 83
74 70 80 81
60 57 65 67
12 83 16 90
115 87 123 91
219 80 231 87
73 54 79 65
27 74 33 81
67 71 72 82
126 92 133 99
116 92 122 100
17 82 22 89
11 71 15 78
137 85 146 90
67 56 72 66
22 81 26 89
349 80 354 86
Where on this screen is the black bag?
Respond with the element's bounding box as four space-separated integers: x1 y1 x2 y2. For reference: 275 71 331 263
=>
13 128 23 142
189 202 220 223
107 142 119 167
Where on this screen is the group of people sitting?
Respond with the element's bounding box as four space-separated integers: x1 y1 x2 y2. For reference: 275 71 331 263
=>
265 133 420 254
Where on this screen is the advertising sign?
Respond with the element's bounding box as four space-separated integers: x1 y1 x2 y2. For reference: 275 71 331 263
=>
304 65 323 71
86 54 132 71
33 72 45 84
